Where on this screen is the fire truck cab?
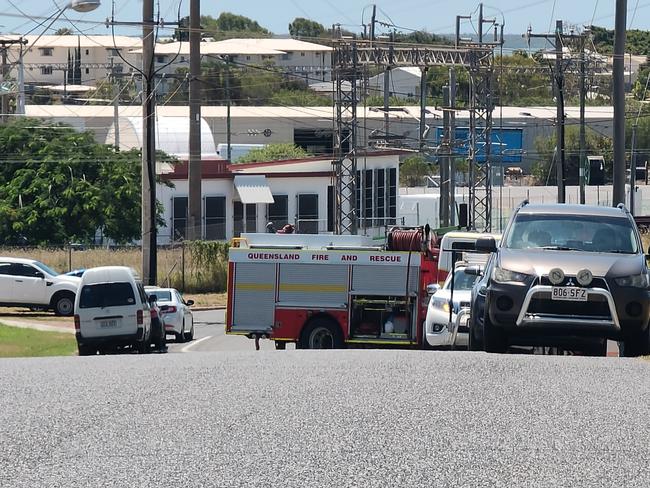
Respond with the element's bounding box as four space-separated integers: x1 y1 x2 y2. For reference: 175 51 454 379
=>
226 228 440 349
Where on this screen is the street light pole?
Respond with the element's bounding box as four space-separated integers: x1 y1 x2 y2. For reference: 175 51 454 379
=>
142 0 157 286
612 0 627 207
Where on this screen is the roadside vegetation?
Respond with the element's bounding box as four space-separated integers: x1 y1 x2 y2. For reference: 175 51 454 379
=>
0 241 229 294
0 324 76 358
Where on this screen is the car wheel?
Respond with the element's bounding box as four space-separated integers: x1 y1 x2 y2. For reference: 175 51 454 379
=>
53 292 75 316
176 320 187 343
468 316 484 351
78 345 95 356
136 338 150 354
580 339 608 357
299 317 343 349
420 321 433 350
184 322 194 342
623 325 650 357
483 314 507 354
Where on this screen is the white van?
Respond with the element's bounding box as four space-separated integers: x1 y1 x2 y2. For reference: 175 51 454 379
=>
74 266 152 356
437 231 501 283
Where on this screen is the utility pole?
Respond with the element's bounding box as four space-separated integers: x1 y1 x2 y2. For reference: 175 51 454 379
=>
449 68 457 225
383 30 393 138
0 39 24 123
440 84 451 227
612 0 627 207
188 0 202 240
17 40 25 114
142 0 157 286
579 37 586 204
554 20 565 203
111 58 120 149
225 55 232 161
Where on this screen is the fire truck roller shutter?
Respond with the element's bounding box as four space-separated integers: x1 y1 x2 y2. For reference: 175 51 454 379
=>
232 263 276 332
351 265 420 296
278 264 348 307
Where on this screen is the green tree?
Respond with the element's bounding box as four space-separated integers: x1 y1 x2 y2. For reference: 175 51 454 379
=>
532 126 612 185
269 88 330 106
235 143 310 163
289 18 326 40
399 155 434 186
0 118 172 245
203 13 271 38
54 28 73 36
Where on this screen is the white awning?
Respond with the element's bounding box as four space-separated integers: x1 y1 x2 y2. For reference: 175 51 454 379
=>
234 175 274 204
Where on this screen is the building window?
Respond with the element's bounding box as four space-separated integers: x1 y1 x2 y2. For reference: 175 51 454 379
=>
297 194 318 234
300 52 305 56
364 169 373 226
267 195 288 229
327 186 334 232
281 53 291 60
172 196 188 241
156 55 167 63
108 48 120 56
85 68 89 74
39 48 53 56
233 202 256 237
376 169 386 225
388 168 397 224
40 66 53 75
205 196 226 240
246 55 251 61
180 56 185 62
85 49 89 55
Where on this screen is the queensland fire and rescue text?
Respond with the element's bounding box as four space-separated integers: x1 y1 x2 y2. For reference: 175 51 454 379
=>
232 250 406 266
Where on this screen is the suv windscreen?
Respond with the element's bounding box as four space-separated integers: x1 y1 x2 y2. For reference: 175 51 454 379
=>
32 261 59 277
505 214 638 254
79 282 136 309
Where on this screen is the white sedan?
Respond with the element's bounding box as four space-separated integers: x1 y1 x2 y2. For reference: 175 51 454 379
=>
424 266 478 348
144 287 195 343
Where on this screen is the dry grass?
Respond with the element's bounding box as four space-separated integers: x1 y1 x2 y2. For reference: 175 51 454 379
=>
0 246 228 294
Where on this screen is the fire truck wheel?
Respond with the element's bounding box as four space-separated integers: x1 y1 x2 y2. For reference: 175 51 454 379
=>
299 318 343 349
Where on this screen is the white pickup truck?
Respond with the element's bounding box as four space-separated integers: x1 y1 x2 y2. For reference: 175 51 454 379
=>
0 257 80 315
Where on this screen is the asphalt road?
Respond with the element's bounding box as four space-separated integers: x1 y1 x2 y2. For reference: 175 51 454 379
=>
1 350 649 487
167 310 283 353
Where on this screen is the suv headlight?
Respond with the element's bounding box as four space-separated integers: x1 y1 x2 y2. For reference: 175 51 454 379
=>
430 297 450 313
492 266 530 284
614 273 650 288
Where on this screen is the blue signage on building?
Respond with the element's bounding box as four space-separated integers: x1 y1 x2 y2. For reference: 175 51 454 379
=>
434 127 523 163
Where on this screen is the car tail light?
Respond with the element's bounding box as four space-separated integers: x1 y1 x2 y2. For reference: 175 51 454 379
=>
164 306 177 314
74 314 80 331
137 309 143 325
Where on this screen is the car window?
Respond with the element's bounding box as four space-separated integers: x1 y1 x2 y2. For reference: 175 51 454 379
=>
444 269 479 290
11 264 43 277
149 290 172 301
79 282 136 309
0 262 13 275
505 214 638 253
136 283 149 308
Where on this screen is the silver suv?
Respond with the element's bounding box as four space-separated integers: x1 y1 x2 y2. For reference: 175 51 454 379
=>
473 202 650 356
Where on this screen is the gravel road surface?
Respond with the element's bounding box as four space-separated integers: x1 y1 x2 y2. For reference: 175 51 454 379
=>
1 351 649 487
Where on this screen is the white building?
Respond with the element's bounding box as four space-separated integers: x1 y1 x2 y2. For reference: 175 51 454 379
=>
157 151 401 243
368 67 423 100
130 38 333 95
23 104 615 173
1 35 140 91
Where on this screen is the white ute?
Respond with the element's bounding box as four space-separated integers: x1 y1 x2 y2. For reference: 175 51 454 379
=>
0 257 80 315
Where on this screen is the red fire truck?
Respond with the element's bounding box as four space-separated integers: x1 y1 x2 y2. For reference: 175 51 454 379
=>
226 227 441 349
